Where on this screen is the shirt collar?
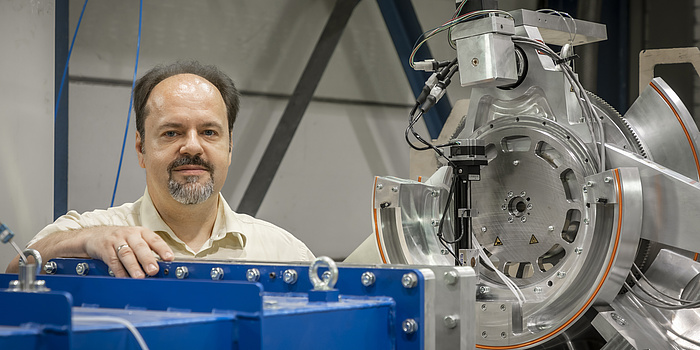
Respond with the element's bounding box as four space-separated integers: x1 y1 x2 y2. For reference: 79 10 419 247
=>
139 188 247 249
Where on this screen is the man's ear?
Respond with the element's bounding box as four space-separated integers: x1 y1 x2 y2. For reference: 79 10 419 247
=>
136 131 146 169
228 132 233 166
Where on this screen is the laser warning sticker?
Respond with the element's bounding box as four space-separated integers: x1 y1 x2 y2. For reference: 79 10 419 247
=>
529 235 539 244
494 236 503 246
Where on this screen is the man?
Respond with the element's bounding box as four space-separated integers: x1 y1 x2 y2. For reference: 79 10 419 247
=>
6 61 314 277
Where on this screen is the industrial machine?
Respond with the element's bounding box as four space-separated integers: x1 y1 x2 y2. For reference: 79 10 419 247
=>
368 4 700 350
3 3 700 350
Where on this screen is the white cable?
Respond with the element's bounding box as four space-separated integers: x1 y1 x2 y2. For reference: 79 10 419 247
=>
73 316 149 350
472 232 526 304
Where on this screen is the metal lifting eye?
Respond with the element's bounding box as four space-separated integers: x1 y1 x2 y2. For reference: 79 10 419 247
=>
309 256 338 291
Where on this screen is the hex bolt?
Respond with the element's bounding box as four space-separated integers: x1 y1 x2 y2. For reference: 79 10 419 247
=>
481 331 488 338
604 176 612 183
507 191 514 198
33 280 48 292
556 271 567 279
391 186 399 192
534 286 543 293
376 183 383 190
246 268 260 282
520 191 527 197
282 269 298 284
481 304 487 311
548 225 554 231
444 271 458 285
507 216 514 223
575 247 583 255
76 262 89 276
8 280 20 291
108 269 115 277
402 319 418 334
443 315 459 329
44 261 57 274
402 272 418 289
520 216 527 223
500 304 506 311
175 266 189 279
210 267 224 281
513 160 520 166
322 271 332 283
361 271 376 287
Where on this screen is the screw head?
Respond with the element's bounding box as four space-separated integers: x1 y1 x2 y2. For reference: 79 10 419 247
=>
440 248 449 255
444 271 458 285
501 332 507 339
76 262 89 276
431 190 439 197
431 219 440 227
8 280 20 291
108 269 115 277
33 280 48 292
481 226 487 232
479 286 490 294
402 319 418 334
481 331 488 338
361 271 376 287
501 204 507 210
556 271 567 279
526 203 533 210
391 186 399 192
376 183 383 190
472 57 479 66
611 313 627 326
481 304 487 311
582 186 588 193
443 315 459 329
507 191 514 198
586 180 594 187
604 176 612 183
402 272 418 289
44 261 57 274
282 269 298 284
176 266 189 279
520 216 527 223
534 286 543 293
520 191 527 197
246 268 260 282
513 160 520 166
575 247 583 254
508 216 514 223
500 304 506 311
583 218 589 225
548 225 554 231
210 267 224 280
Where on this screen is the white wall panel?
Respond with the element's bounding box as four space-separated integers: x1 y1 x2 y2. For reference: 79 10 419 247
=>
0 0 55 270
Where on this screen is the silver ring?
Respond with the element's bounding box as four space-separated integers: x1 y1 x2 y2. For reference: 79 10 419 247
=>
116 243 129 254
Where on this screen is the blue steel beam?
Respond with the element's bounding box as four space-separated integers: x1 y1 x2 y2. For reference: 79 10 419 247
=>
377 0 452 139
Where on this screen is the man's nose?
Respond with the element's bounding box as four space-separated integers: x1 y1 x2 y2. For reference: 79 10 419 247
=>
180 130 204 156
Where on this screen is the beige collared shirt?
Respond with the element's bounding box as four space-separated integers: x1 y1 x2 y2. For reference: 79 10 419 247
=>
28 189 315 262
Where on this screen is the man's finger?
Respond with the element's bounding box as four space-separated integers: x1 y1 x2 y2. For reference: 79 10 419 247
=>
116 243 145 278
105 253 130 278
141 229 174 262
128 236 161 276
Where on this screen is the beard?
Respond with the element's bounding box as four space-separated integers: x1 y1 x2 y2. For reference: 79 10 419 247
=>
167 155 215 205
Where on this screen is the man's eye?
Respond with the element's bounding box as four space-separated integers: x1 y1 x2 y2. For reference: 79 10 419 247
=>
164 131 177 137
203 130 216 136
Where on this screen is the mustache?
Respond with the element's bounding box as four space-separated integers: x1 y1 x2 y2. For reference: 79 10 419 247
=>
167 155 213 173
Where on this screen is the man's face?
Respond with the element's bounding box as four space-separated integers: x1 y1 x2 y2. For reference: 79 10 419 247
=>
136 73 231 206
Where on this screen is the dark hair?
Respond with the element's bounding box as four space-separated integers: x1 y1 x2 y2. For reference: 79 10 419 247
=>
133 61 240 147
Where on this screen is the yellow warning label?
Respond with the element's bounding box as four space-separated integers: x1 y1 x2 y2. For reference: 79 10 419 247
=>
529 235 539 244
494 236 503 246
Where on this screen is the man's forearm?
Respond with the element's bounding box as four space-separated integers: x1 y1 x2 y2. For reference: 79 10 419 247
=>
5 228 92 273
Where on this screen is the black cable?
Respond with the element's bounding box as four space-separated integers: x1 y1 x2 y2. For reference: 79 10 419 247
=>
435 175 462 265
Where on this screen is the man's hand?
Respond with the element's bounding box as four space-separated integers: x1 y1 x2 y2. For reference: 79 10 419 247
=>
6 226 174 278
83 226 174 278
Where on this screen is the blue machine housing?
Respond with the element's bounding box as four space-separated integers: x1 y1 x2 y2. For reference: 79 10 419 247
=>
0 259 438 350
